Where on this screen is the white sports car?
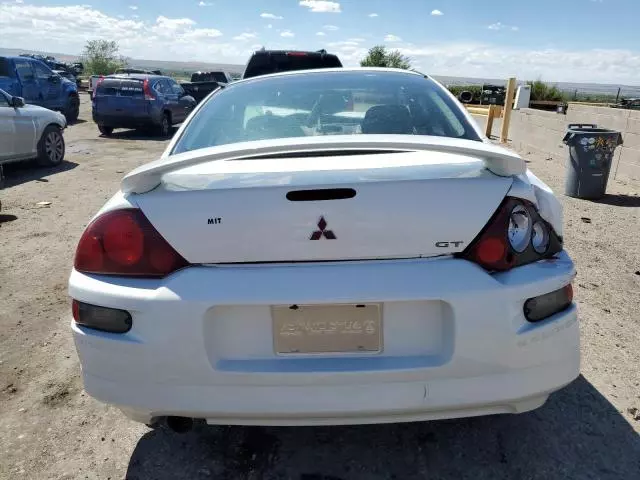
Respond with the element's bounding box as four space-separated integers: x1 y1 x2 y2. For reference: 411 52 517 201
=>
69 68 579 430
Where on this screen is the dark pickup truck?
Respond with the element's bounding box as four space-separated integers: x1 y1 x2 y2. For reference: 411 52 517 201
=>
180 71 230 104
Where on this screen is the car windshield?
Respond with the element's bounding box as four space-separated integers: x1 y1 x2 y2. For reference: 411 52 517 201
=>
172 70 480 155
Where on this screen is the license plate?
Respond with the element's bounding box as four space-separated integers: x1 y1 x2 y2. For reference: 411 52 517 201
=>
272 304 382 355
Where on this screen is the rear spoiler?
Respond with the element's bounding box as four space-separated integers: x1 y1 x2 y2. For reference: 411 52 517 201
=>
121 135 526 194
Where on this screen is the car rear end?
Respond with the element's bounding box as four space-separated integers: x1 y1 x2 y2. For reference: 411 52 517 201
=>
70 70 578 427
92 76 162 130
242 50 342 79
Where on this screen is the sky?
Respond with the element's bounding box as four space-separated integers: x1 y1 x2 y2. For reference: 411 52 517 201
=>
1 0 639 85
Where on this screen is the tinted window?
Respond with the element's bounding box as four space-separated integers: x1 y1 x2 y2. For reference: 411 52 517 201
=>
243 52 342 79
0 58 12 77
173 71 480 155
167 79 184 95
96 79 144 97
14 60 34 81
192 72 227 82
153 79 166 94
0 92 9 107
33 62 52 80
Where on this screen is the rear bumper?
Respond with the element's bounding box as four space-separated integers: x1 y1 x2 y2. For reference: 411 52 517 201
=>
92 113 161 129
69 252 580 426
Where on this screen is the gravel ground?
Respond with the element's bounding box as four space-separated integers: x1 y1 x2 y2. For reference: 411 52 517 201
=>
1 97 639 480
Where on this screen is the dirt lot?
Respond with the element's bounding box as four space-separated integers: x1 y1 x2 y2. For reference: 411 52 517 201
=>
1 97 639 480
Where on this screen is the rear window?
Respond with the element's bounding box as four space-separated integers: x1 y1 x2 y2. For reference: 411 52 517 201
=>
172 70 480 155
192 72 227 83
96 79 144 97
243 52 342 79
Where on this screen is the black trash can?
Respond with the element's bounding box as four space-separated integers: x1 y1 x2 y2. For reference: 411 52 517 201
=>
562 124 623 199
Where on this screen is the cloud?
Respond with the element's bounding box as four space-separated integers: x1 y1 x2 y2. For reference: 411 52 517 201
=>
280 30 294 38
198 1 213 6
233 32 257 41
488 22 518 31
431 9 443 16
384 34 402 42
324 24 339 31
368 13 378 17
260 12 283 20
266 24 273 29
129 5 137 10
299 1 341 13
316 31 325 36
0 3 239 63
347 38 365 43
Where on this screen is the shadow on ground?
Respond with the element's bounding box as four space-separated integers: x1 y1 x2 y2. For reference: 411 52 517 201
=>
2 160 78 189
125 375 639 480
104 128 177 142
589 193 640 208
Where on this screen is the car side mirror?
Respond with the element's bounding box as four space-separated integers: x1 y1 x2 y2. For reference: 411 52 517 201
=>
11 96 25 108
48 74 60 84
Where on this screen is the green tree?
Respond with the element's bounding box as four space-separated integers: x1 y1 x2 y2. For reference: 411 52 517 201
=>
81 40 126 76
527 79 566 102
360 45 412 70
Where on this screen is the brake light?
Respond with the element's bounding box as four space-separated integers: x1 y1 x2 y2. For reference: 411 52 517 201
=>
286 51 309 57
459 197 562 271
92 76 104 99
74 209 189 278
143 78 155 100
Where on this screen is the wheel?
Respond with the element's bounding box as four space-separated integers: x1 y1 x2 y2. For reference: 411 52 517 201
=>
36 125 65 166
98 125 114 136
158 112 171 138
64 95 80 123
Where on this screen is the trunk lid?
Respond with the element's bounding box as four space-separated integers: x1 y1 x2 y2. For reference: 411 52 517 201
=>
94 78 149 118
133 150 513 263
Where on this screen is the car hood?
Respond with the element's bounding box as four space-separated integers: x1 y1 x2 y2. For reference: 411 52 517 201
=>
21 104 67 126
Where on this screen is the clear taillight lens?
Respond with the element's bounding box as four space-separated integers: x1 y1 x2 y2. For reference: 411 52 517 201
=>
459 197 562 271
74 209 189 278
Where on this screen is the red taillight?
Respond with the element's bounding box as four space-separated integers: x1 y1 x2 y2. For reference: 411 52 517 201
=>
286 51 309 57
74 209 188 278
143 79 155 100
92 76 104 99
460 197 562 272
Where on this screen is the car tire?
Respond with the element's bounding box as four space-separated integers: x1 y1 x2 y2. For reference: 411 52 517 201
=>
64 95 80 124
36 125 65 167
98 126 114 136
158 112 171 138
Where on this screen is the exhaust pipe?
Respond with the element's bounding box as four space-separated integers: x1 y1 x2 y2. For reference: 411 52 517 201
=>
166 416 194 433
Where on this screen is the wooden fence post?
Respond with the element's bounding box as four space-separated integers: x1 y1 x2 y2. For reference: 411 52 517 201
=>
500 77 517 144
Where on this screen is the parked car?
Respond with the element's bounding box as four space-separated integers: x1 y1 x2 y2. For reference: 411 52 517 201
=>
242 49 342 79
92 74 197 137
0 56 80 123
70 68 579 430
180 71 228 104
0 88 67 167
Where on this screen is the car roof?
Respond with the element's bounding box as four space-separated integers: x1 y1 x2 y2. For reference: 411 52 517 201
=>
233 66 426 85
249 49 339 56
2 55 48 62
108 74 167 80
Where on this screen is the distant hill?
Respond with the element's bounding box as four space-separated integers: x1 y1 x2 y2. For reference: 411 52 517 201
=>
0 47 245 76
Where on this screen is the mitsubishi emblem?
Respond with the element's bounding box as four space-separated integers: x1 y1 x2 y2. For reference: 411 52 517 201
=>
310 216 336 240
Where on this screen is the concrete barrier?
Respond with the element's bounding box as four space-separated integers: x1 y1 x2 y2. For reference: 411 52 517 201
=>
488 105 640 181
